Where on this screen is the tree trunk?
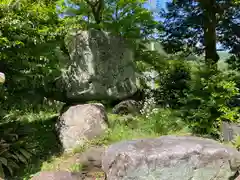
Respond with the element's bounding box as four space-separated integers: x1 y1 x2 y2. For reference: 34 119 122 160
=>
84 0 104 28
200 0 219 68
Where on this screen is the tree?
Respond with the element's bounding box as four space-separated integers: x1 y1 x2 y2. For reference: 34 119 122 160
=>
198 0 219 66
0 0 66 104
83 0 104 24
58 0 158 39
161 0 240 67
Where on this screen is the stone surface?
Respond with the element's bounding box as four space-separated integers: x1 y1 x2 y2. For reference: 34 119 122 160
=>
75 146 106 180
112 100 141 115
222 121 240 141
56 103 108 151
31 171 83 180
75 146 105 169
102 135 240 180
62 28 137 102
32 147 106 180
0 72 5 83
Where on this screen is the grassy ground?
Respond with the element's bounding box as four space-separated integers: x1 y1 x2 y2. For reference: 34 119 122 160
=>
2 105 239 180
3 105 190 180
5 102 239 180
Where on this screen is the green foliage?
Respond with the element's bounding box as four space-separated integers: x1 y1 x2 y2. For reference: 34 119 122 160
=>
181 65 240 137
0 124 33 178
140 108 185 135
103 0 157 39
58 0 157 39
154 59 191 107
69 163 84 172
0 0 66 106
231 134 240 150
161 0 240 58
226 55 240 71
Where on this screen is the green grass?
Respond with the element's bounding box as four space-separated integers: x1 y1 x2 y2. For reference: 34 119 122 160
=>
0 102 191 179
28 109 185 174
69 163 84 172
4 104 238 180
0 101 63 180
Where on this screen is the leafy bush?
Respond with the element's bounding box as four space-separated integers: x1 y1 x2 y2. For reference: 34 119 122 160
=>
181 65 240 138
0 124 33 178
139 91 185 135
226 55 240 71
142 108 185 135
0 0 66 107
140 90 157 118
154 59 191 108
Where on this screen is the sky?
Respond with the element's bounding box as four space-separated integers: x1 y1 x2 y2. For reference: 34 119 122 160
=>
145 0 167 12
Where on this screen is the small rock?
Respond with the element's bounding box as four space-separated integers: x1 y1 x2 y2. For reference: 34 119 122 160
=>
221 121 240 141
112 100 141 115
0 72 5 84
56 103 108 152
77 146 105 168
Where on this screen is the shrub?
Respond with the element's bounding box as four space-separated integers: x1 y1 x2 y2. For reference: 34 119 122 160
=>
142 108 185 135
180 65 240 138
140 89 157 118
139 91 185 135
154 59 191 108
0 124 33 178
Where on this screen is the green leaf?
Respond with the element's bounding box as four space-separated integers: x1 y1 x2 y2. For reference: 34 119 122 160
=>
14 152 27 164
19 148 32 159
7 159 20 169
0 164 5 179
0 157 8 166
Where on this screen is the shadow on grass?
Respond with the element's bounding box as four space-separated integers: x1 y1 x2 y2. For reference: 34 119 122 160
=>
1 116 63 180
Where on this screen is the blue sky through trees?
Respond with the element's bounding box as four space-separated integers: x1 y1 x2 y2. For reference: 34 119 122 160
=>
59 0 226 51
146 0 167 11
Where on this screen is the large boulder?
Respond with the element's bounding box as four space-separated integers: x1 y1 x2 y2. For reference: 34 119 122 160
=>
102 135 240 180
56 103 108 152
62 29 137 102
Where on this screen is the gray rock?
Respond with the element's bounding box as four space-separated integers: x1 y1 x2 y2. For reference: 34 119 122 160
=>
75 146 106 169
56 103 108 152
62 29 137 102
112 100 141 115
31 171 83 180
222 121 240 142
102 135 240 180
0 72 5 84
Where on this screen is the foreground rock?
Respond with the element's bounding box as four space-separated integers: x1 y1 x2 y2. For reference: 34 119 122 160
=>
62 29 137 102
102 135 240 180
56 103 108 151
31 171 83 180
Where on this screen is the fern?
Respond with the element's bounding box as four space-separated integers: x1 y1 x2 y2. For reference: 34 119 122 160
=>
0 124 33 178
